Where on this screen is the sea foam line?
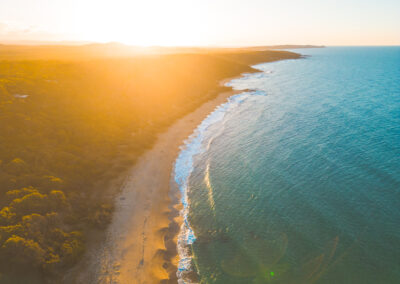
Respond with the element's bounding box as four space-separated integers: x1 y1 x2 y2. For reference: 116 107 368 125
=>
174 93 250 283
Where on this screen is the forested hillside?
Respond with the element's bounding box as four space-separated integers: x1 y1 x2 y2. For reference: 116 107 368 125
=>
0 46 300 282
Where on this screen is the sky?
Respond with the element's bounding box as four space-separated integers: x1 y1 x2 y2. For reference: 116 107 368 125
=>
0 0 399 46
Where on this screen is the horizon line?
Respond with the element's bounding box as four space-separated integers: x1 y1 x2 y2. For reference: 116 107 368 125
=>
1 41 400 48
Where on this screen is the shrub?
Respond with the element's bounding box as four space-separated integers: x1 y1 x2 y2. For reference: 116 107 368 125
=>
1 235 46 270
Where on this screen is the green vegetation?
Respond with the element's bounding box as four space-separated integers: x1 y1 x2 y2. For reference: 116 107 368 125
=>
0 45 300 281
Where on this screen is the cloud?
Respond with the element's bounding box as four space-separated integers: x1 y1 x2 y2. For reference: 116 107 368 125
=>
0 21 62 42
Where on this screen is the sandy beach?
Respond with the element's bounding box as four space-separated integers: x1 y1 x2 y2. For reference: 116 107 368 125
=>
70 77 243 284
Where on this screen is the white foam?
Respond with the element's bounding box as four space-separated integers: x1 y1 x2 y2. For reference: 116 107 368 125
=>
174 93 251 283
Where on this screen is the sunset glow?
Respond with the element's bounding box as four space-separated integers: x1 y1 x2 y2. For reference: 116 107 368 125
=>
1 0 400 283
1 0 399 46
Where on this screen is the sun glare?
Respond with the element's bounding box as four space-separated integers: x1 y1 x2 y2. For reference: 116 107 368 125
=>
73 0 208 46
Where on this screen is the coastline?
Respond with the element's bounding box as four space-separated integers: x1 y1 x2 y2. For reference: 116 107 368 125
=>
71 78 244 284
67 52 303 284
104 84 242 284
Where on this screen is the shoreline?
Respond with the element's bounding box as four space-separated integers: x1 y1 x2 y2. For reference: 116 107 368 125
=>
67 50 304 283
105 84 243 284
67 53 302 283
70 77 244 284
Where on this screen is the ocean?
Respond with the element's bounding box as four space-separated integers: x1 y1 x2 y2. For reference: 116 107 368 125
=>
174 47 400 284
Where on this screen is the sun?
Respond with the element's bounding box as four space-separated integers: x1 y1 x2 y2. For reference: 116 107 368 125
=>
72 0 208 46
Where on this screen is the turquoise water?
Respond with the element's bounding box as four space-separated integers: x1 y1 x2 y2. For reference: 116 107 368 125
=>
175 47 400 284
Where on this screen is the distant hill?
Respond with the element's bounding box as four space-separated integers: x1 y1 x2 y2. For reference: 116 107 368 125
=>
258 44 325 49
0 43 322 60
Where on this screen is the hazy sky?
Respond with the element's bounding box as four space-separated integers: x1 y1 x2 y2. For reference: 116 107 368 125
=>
0 0 399 46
